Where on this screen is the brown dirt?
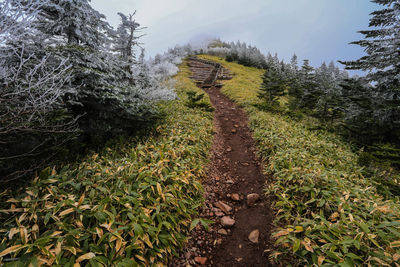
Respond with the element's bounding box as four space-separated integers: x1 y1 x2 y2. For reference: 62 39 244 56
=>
171 57 275 267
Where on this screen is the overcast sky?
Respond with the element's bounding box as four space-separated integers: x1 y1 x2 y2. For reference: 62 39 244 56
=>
92 0 377 69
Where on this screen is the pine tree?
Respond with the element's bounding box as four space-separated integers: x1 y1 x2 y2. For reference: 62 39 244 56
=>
298 60 319 110
0 0 77 181
340 0 400 142
340 77 379 141
315 62 344 122
258 65 286 105
340 0 400 87
290 54 298 71
114 12 143 84
34 0 111 47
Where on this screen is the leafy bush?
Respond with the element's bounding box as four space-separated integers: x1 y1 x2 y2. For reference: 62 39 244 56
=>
201 55 400 266
0 61 214 266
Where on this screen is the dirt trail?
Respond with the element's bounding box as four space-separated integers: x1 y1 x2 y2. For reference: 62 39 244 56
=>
172 57 274 267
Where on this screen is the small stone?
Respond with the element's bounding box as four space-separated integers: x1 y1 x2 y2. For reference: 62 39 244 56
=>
215 201 232 214
215 210 224 217
231 129 237 133
227 147 232 152
239 244 242 249
231 194 240 201
247 193 260 207
234 124 239 128
248 229 260 243
218 229 228 235
194 257 207 265
216 238 223 245
226 180 234 184
221 216 235 228
236 258 243 262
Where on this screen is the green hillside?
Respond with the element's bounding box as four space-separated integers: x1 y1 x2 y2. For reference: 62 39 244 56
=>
199 55 400 266
0 62 214 266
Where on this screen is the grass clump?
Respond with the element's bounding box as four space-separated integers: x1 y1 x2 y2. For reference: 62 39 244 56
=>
201 55 400 266
0 60 214 266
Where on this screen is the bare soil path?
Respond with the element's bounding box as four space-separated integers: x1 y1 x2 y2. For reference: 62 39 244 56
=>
172 57 274 267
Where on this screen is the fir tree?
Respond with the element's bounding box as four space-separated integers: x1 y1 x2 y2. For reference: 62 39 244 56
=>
34 0 111 47
258 65 286 105
340 0 400 142
298 60 319 110
340 0 400 87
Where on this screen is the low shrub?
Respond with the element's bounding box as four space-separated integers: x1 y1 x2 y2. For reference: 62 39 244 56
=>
185 91 214 112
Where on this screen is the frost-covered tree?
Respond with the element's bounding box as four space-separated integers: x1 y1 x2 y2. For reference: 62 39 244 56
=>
113 11 144 83
32 0 111 47
340 0 400 142
290 54 298 71
314 62 344 121
207 39 266 68
297 60 319 110
258 65 286 105
0 0 77 182
338 77 386 142
340 0 400 87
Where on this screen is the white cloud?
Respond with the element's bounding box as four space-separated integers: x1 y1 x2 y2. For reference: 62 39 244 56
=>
92 0 376 66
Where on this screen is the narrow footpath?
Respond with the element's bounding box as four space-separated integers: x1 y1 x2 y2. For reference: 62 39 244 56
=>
172 57 274 267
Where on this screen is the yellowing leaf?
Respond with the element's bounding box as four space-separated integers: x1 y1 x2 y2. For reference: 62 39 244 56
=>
135 255 146 262
78 194 85 206
273 230 290 238
142 234 153 248
0 244 24 257
51 231 63 237
96 227 103 238
8 228 18 240
318 255 325 266
76 252 96 263
376 205 391 214
393 253 400 261
20 226 28 244
329 212 339 221
390 241 400 248
116 238 122 252
55 242 62 255
59 208 75 217
301 241 314 252
294 226 304 233
156 183 165 201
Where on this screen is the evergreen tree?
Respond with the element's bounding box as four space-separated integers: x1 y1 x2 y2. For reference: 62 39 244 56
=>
340 0 400 142
34 0 111 47
315 62 344 122
290 54 298 71
298 60 319 110
258 65 286 105
340 77 378 141
0 0 77 181
113 12 144 84
340 0 400 87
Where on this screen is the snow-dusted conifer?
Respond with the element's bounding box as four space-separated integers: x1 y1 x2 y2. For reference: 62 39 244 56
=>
33 0 111 47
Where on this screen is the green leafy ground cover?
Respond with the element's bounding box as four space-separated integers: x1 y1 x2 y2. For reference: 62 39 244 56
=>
0 61 214 266
200 55 400 266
